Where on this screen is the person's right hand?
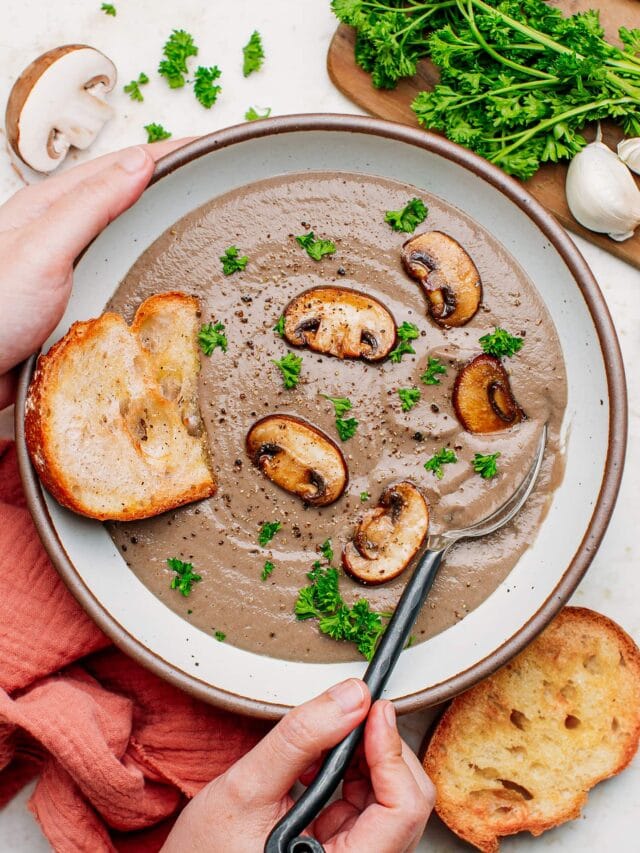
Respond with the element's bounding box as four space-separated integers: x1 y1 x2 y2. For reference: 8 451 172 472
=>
162 678 435 852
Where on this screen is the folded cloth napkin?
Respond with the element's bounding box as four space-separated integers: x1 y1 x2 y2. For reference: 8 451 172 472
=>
0 440 269 852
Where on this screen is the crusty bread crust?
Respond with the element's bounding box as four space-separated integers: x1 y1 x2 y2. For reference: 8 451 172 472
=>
25 292 216 521
423 607 640 853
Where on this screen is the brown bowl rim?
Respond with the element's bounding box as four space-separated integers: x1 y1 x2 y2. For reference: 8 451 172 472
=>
15 113 628 719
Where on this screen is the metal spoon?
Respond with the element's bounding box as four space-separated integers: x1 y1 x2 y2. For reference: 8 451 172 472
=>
265 425 547 853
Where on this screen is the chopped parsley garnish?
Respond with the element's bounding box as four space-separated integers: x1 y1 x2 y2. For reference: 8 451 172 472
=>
420 356 447 386
158 29 198 89
295 565 392 660
261 560 275 581
398 387 421 412
389 321 419 363
296 231 337 261
245 106 272 121
145 123 172 143
473 451 501 480
320 539 334 563
242 30 265 76
198 322 227 355
167 558 202 597
384 198 428 233
360 491 370 502
479 328 524 359
424 447 458 479
193 65 222 108
101 3 116 15
272 352 302 389
322 394 359 441
214 631 226 642
124 72 149 102
273 315 286 337
220 246 248 275
258 521 281 547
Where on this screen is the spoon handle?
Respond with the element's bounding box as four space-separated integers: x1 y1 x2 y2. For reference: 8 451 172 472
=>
264 547 445 853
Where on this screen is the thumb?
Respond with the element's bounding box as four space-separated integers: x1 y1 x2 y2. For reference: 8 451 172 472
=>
27 145 155 267
228 679 370 805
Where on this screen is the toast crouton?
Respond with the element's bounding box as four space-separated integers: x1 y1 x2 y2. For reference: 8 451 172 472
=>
25 292 215 520
423 607 640 852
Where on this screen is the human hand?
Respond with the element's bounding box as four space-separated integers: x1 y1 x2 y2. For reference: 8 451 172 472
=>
0 140 188 409
162 679 435 853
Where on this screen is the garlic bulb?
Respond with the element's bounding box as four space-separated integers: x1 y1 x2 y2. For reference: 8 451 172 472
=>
566 133 640 242
617 138 640 176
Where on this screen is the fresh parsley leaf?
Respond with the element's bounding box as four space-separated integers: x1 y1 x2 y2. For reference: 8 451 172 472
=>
296 231 336 261
198 322 227 355
214 630 226 642
388 321 419 363
261 560 275 581
258 521 281 547
420 356 447 385
479 328 524 359
398 387 421 412
158 29 198 89
384 198 428 233
360 490 370 502
320 539 334 563
473 451 501 479
220 246 248 275
193 65 222 108
167 557 202 597
243 30 265 76
272 352 302 389
124 72 149 102
144 123 171 143
273 315 286 337
322 395 358 440
245 106 272 121
321 395 352 418
424 447 458 479
101 3 116 15
294 565 391 660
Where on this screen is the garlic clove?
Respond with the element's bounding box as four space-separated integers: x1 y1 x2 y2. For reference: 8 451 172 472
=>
566 139 640 242
617 138 640 176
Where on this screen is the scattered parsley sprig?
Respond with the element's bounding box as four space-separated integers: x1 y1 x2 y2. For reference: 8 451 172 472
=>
473 451 501 479
198 322 227 355
194 65 222 108
424 447 458 479
243 30 265 76
480 328 524 359
124 72 149 102
245 106 272 121
261 560 275 581
167 558 201 597
158 29 198 89
389 321 419 363
220 246 248 275
273 352 302 389
101 3 116 16
384 198 428 233
258 521 281 547
398 387 421 412
145 123 171 143
421 356 447 385
322 395 359 441
296 232 337 261
273 315 286 337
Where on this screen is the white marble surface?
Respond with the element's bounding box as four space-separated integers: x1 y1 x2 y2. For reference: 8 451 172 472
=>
0 1 638 851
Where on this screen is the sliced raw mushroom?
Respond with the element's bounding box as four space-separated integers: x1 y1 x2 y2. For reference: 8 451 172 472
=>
246 414 348 506
283 286 396 361
453 354 525 433
401 231 482 327
5 45 116 173
342 482 429 585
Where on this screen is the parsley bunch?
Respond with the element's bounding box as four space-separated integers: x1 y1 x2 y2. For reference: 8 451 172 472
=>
295 565 392 660
333 0 640 178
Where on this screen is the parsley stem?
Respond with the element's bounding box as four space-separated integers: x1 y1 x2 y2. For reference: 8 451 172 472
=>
452 77 557 111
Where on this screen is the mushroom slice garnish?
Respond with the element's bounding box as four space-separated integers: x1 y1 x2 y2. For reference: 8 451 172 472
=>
453 354 525 434
401 231 482 327
5 45 116 174
283 286 396 361
342 482 429 585
246 414 348 506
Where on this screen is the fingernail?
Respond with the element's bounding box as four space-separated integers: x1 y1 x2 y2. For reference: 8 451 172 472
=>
118 146 150 174
329 679 366 714
383 701 396 727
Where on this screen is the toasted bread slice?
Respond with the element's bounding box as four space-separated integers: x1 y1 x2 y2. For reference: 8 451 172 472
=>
25 292 215 521
423 607 640 853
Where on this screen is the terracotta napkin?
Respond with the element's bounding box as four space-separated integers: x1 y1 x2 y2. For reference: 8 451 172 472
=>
0 439 269 852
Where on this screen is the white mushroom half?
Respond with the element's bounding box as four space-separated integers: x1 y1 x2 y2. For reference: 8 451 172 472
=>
5 45 116 173
342 482 429 585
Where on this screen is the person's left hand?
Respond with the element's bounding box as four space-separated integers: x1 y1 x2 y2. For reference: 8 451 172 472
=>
0 141 186 409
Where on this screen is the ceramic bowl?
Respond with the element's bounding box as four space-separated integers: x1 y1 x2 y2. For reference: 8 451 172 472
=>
16 115 627 718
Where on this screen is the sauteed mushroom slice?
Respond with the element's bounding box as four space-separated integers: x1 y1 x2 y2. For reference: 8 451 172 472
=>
246 414 348 506
453 354 525 434
283 286 396 361
401 231 482 327
342 482 429 585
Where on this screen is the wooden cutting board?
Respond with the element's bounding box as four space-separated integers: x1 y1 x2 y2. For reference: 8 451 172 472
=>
327 0 640 269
